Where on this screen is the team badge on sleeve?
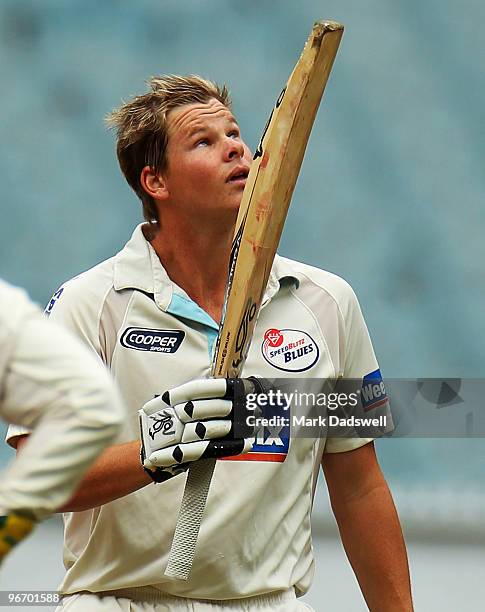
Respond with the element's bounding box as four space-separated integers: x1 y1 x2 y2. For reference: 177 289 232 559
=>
361 369 388 411
261 328 319 372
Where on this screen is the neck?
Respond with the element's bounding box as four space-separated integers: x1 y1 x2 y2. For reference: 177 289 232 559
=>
147 210 236 324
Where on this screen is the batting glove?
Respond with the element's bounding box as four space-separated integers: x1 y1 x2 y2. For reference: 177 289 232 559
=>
0 511 36 565
139 377 269 482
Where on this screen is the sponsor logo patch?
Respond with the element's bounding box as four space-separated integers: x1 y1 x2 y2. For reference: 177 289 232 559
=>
120 328 184 353
361 369 388 411
261 328 319 372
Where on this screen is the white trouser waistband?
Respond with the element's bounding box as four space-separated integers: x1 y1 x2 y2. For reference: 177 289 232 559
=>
67 587 298 607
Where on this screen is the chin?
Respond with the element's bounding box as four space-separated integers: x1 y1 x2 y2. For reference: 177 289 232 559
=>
234 193 246 208
221 197 242 212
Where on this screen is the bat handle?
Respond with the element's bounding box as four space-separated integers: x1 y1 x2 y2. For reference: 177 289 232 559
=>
164 458 216 580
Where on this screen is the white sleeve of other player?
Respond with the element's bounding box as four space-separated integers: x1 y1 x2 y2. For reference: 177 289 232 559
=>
5 274 107 447
324 283 382 454
0 281 124 519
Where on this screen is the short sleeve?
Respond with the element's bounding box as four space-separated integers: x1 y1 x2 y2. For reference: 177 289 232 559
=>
4 277 104 447
1 282 42 446
324 285 389 454
44 280 103 358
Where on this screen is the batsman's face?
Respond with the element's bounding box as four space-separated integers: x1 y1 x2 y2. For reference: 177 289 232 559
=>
163 99 252 217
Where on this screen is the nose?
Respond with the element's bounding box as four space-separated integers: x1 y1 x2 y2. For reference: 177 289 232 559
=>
224 137 245 162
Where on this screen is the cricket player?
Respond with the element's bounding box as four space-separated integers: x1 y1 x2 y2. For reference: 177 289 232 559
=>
7 76 413 611
0 279 124 564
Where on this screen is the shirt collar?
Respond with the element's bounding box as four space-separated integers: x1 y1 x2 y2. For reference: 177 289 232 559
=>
114 224 299 311
113 224 175 310
263 254 300 305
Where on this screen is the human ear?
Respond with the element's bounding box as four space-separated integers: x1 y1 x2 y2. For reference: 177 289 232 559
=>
140 166 169 201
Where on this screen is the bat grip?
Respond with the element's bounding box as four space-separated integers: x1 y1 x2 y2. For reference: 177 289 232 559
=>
164 458 216 580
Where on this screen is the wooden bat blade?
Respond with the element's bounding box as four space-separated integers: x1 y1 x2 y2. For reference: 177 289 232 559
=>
164 20 344 581
212 21 344 378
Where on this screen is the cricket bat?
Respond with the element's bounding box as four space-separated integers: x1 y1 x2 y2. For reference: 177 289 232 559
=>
164 20 344 580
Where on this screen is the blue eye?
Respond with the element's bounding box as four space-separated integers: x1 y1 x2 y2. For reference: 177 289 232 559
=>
196 139 209 147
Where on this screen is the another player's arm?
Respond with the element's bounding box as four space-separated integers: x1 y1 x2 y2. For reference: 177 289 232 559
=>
322 442 413 612
0 301 124 562
15 437 151 512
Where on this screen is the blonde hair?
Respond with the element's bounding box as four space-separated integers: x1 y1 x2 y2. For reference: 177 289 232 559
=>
106 75 231 225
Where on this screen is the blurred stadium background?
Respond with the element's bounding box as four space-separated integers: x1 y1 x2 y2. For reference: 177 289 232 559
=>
1 1 484 610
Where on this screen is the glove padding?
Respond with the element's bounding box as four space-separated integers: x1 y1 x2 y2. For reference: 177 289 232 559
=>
139 377 269 480
0 512 36 565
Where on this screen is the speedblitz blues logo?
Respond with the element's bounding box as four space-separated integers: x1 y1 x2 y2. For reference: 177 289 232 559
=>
361 369 388 411
120 328 184 353
261 328 319 372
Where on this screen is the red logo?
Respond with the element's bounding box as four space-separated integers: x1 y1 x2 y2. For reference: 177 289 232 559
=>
264 328 284 348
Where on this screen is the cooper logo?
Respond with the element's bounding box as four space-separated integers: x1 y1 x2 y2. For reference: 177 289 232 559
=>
120 328 184 353
262 328 319 372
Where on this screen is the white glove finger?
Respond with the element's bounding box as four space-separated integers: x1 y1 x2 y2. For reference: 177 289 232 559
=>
140 395 166 417
145 437 255 469
181 420 232 443
174 398 233 423
147 440 210 467
162 378 229 406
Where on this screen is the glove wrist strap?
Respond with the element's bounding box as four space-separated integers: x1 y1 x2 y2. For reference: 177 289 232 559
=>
143 465 169 483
